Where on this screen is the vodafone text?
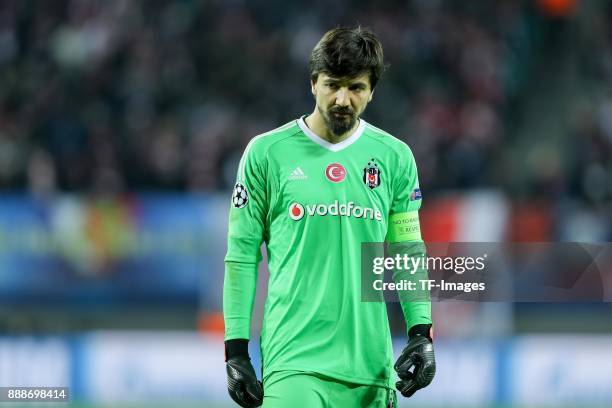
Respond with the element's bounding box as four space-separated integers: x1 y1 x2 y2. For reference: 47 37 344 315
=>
290 200 383 221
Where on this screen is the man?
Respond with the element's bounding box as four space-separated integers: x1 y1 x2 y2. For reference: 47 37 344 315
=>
224 27 435 408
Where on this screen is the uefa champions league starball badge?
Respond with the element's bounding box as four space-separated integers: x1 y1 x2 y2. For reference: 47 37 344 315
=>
232 182 249 208
363 159 381 189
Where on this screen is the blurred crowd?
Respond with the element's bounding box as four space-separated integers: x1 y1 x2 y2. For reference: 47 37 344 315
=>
0 0 610 224
0 0 536 194
557 2 612 241
1 0 611 331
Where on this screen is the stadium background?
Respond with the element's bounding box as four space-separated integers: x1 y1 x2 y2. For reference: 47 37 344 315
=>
0 0 611 407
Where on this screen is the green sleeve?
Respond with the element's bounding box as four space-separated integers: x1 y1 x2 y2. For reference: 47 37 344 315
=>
386 144 432 335
223 140 268 340
388 240 432 333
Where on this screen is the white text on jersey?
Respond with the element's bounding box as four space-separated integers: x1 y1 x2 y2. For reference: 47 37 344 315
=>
289 200 383 222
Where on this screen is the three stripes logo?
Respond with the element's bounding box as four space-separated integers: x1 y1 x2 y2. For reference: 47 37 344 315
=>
288 166 307 181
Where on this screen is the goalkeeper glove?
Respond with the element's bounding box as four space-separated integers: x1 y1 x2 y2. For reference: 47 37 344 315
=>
394 324 436 398
225 339 264 408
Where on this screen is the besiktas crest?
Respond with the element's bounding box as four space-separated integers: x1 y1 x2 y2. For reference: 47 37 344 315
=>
363 159 381 189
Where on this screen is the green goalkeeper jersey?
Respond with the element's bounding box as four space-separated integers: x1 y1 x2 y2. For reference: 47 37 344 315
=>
224 116 431 389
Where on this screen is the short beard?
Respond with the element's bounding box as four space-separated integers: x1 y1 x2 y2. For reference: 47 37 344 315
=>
319 105 357 137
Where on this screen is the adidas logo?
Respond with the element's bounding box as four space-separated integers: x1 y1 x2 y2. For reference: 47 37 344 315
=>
288 166 307 180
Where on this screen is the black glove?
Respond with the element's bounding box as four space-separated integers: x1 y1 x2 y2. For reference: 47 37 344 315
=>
394 324 436 398
225 339 264 408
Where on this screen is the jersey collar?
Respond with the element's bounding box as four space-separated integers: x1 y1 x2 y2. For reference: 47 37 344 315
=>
297 115 366 152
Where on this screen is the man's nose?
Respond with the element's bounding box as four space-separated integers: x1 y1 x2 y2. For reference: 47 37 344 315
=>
335 88 350 106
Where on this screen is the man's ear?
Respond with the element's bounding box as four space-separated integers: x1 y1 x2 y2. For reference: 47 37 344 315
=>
368 89 374 102
311 79 317 96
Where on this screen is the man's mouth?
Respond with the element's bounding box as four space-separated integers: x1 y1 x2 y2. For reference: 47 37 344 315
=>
332 111 351 118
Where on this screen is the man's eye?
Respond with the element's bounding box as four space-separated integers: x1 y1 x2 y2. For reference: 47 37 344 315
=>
327 83 338 90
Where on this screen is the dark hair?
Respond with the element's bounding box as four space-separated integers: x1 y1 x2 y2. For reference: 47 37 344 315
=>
309 26 386 89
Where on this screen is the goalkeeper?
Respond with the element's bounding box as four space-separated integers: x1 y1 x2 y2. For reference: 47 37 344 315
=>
224 26 435 408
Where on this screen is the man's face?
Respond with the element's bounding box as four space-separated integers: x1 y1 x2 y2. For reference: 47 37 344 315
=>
311 72 374 136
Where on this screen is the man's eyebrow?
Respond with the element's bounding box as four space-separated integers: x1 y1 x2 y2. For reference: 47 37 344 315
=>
323 78 368 87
